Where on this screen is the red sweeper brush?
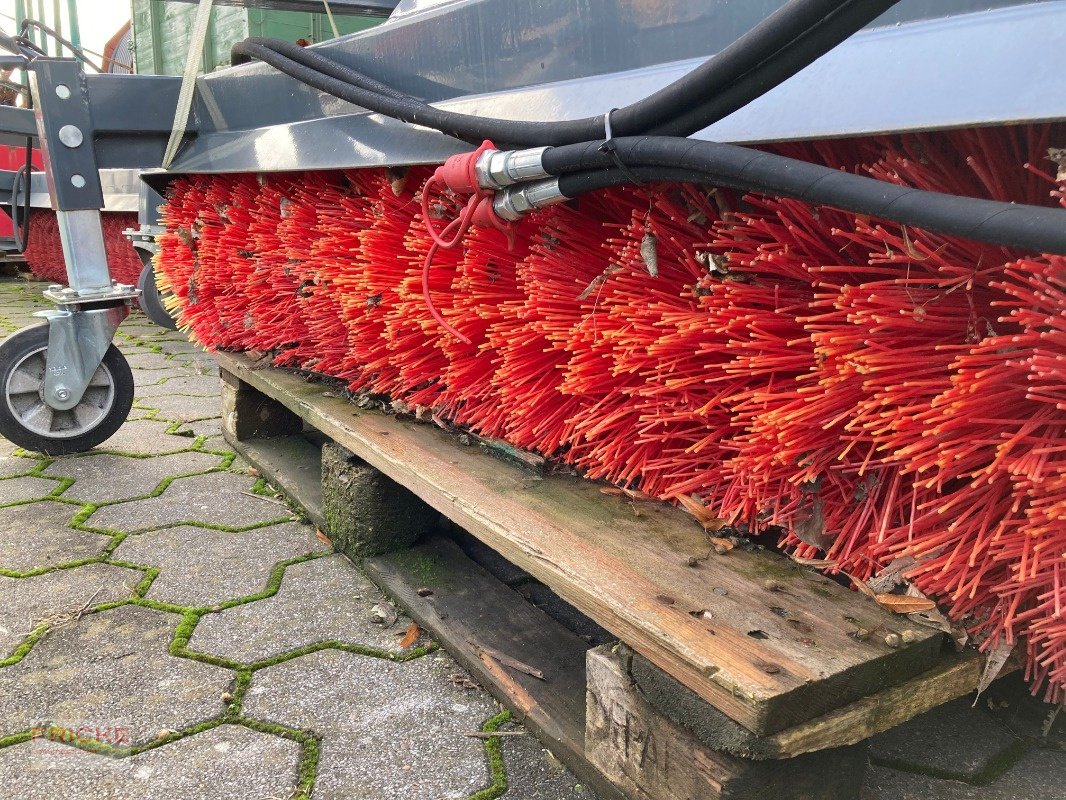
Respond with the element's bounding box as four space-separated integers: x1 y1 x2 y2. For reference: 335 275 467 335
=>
154 122 1065 702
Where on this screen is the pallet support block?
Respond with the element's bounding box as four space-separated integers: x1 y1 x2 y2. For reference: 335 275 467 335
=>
221 370 303 441
321 441 438 557
585 646 868 800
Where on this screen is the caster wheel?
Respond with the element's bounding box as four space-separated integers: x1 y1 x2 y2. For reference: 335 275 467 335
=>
137 257 178 331
0 325 135 455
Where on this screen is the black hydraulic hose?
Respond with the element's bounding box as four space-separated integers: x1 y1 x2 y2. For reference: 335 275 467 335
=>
543 137 1066 255
232 0 902 146
234 38 412 101
10 137 33 253
648 0 903 137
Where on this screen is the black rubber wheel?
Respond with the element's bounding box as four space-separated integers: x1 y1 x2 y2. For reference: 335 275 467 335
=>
0 324 135 455
137 256 178 331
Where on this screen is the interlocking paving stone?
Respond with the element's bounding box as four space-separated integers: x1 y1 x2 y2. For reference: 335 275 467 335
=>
869 697 1024 781
171 419 225 439
0 452 39 477
113 523 327 607
131 367 203 389
0 604 232 745
138 394 222 423
189 555 410 662
124 352 179 371
0 501 105 572
0 476 60 504
84 472 293 533
244 649 495 800
44 452 225 504
137 375 221 398
0 563 140 654
84 420 201 456
862 749 1066 800
497 721 599 799
0 723 301 800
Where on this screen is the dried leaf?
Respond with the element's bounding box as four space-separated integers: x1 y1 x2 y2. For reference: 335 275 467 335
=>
399 622 421 649
790 555 839 569
867 557 918 594
315 529 332 547
794 496 833 551
640 232 659 277
675 494 729 531
709 536 734 552
449 673 480 691
974 643 1015 704
874 594 937 614
247 467 260 478
600 487 625 497
848 574 877 599
622 487 658 502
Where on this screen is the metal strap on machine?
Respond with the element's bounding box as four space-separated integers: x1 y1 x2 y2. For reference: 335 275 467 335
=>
161 0 214 170
322 0 341 39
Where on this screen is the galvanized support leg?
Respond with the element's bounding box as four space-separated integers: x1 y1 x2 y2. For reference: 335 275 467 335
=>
27 58 138 408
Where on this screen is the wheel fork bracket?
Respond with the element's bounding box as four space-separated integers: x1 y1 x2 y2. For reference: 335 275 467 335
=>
33 305 130 411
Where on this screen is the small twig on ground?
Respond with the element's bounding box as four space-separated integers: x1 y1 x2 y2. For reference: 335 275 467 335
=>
240 490 290 508
471 641 546 681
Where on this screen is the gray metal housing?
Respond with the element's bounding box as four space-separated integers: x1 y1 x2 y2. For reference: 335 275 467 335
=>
159 0 1065 176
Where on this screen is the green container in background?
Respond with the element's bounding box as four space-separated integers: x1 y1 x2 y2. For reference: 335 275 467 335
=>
129 1 385 75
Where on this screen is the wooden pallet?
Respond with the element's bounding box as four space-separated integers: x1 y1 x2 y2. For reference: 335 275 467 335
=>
216 352 993 798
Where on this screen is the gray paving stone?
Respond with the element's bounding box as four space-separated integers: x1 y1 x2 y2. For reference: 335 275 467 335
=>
0 604 232 745
0 452 39 477
862 749 1066 800
138 393 221 423
113 522 327 607
189 555 410 662
0 501 106 572
114 344 157 356
869 697 1024 781
0 563 140 654
172 419 225 439
498 721 599 799
131 367 202 389
0 475 60 504
0 721 300 800
137 375 221 398
199 435 233 454
245 649 496 800
44 452 226 504
124 352 178 371
157 341 210 356
84 472 293 533
84 420 200 456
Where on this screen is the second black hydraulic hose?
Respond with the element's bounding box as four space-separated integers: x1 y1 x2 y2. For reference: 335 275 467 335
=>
542 137 1066 255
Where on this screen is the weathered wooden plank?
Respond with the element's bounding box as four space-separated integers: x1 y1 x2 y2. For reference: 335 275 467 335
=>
365 536 625 800
216 353 944 735
224 432 326 529
586 647 868 800
764 650 1004 758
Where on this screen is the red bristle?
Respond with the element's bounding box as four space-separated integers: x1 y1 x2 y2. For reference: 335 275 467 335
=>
22 210 142 286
